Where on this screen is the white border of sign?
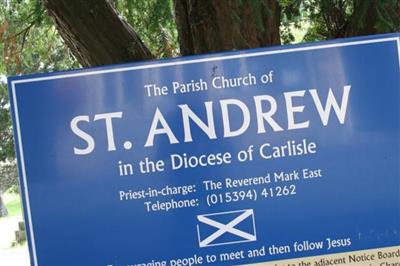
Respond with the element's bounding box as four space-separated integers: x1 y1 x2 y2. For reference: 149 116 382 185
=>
10 36 400 266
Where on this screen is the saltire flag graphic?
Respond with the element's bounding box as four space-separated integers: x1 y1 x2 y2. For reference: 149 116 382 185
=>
197 209 257 247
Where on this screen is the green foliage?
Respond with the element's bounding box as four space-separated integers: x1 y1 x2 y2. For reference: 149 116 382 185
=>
375 0 400 33
3 190 21 218
280 0 303 44
0 83 13 162
113 0 178 58
0 0 79 75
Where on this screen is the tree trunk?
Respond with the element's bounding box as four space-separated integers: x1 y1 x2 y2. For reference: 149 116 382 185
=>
173 0 281 56
344 0 378 37
43 0 282 66
42 0 153 67
319 0 381 39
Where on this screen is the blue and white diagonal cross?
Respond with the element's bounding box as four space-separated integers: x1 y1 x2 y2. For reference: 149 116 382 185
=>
197 209 256 247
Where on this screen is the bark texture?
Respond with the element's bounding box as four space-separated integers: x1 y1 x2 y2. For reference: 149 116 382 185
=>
174 0 281 56
42 0 153 67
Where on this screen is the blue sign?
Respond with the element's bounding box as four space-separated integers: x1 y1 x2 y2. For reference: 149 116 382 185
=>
9 34 400 266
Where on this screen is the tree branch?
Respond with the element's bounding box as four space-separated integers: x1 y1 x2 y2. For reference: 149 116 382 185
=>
42 0 154 67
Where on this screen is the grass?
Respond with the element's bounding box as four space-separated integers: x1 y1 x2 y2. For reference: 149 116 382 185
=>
1 191 23 218
0 190 25 251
